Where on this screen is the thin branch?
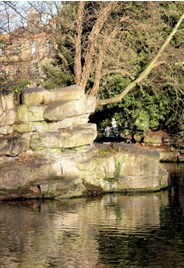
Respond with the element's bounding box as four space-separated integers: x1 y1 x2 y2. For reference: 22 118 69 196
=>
97 12 184 107
57 52 68 66
101 69 135 80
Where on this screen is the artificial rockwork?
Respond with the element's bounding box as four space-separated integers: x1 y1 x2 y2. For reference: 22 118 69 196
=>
133 129 184 162
0 85 168 200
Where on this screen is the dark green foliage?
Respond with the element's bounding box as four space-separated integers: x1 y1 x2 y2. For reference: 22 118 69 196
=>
90 76 183 134
41 63 74 89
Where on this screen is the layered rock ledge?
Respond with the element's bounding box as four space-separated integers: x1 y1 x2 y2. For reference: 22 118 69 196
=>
0 85 168 200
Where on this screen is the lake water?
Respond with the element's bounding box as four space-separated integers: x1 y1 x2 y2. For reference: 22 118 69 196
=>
0 163 184 268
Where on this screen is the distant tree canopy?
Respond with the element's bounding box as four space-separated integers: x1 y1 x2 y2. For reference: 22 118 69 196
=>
0 1 184 133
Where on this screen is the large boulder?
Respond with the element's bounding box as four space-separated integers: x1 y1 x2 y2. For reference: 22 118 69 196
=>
14 114 91 133
0 154 62 189
30 124 97 150
21 85 85 106
49 85 85 101
21 87 50 106
44 96 96 121
0 144 168 198
70 144 168 192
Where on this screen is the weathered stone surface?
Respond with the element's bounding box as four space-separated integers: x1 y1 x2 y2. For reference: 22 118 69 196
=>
14 121 48 133
159 151 180 162
0 138 10 156
30 131 62 150
177 154 184 162
21 85 85 106
30 124 97 150
44 96 96 121
0 109 16 127
0 86 170 197
144 131 163 145
86 96 96 113
0 155 62 189
48 114 90 129
38 178 76 195
14 114 90 133
16 104 45 122
61 124 97 148
0 133 31 156
178 141 184 149
0 125 13 135
180 123 184 131
21 87 50 106
49 85 84 102
72 144 167 192
0 144 168 197
58 144 168 193
0 92 14 111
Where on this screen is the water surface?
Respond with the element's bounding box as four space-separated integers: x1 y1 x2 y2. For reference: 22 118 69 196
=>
0 164 184 268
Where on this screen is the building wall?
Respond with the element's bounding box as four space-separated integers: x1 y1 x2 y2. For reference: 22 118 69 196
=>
0 11 53 87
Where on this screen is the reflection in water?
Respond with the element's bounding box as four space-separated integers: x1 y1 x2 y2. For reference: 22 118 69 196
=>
0 164 184 268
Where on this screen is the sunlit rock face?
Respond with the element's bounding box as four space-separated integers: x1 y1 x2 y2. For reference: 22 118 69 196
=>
0 85 97 153
57 143 168 194
0 93 16 133
0 85 168 197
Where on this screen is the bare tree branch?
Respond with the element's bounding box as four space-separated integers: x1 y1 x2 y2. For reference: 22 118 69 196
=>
97 12 184 107
101 69 135 80
57 52 68 66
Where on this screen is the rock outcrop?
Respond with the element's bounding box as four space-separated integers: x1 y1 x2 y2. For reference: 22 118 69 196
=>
137 130 184 162
0 85 97 151
0 85 168 200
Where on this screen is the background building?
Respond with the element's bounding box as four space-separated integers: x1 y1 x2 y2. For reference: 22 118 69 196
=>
0 10 54 88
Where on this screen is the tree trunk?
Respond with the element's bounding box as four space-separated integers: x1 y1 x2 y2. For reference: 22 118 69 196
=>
74 2 85 85
89 49 103 96
80 2 118 89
